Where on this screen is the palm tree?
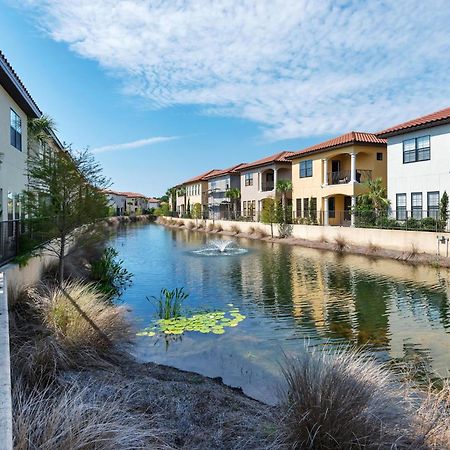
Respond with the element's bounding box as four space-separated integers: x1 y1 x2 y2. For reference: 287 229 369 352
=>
276 180 293 222
28 114 57 145
360 177 389 214
166 187 177 213
225 187 241 219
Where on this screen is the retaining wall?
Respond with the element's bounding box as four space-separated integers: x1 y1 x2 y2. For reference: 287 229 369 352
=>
168 218 450 257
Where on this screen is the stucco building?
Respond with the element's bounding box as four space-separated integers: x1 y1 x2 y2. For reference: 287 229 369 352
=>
288 132 387 226
377 107 450 221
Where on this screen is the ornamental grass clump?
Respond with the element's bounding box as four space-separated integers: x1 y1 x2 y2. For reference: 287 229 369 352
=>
150 287 189 320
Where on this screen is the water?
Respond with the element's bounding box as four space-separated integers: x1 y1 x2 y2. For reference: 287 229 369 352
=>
112 223 450 404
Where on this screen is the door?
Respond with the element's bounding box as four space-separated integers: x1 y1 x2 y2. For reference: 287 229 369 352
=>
331 160 340 184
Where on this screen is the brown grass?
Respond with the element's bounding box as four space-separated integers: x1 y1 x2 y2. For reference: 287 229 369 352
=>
186 221 195 229
214 223 223 232
230 224 241 234
278 346 450 449
334 235 348 252
177 220 185 228
12 380 167 450
206 223 215 232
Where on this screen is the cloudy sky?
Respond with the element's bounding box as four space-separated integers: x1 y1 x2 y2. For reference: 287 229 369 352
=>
1 0 449 195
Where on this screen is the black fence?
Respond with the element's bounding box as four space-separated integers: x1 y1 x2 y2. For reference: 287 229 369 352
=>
164 209 450 233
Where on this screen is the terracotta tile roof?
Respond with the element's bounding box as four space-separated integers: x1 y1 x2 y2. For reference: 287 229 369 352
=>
147 197 160 203
0 50 41 117
377 107 450 137
237 151 294 171
203 163 246 179
182 169 219 184
287 132 386 159
105 190 148 199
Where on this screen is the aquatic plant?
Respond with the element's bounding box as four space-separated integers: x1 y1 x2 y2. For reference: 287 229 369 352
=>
137 305 245 337
150 287 189 320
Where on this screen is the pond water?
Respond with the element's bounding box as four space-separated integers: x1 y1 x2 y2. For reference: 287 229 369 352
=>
112 223 450 404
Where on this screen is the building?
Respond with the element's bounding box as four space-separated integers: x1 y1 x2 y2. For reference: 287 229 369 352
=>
0 51 41 222
377 107 450 220
287 132 387 226
176 169 218 217
203 163 245 219
105 190 158 215
105 190 127 216
238 151 293 220
147 197 160 210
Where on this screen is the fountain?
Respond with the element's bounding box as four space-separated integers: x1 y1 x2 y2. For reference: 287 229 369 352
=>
193 239 248 256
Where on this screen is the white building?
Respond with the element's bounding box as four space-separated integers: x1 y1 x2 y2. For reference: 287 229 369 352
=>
0 51 41 222
378 107 450 220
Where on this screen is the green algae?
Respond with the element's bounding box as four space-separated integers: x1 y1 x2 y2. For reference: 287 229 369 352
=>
137 307 246 337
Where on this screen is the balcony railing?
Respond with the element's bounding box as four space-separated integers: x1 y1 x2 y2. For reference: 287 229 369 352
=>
327 169 372 185
261 183 274 192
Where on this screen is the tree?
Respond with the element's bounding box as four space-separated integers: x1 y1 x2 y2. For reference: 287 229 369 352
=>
225 187 241 219
25 123 110 284
441 191 449 228
357 178 389 214
166 187 177 213
192 203 202 223
261 198 278 238
276 180 293 223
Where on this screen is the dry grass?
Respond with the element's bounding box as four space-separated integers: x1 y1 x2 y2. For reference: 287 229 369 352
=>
278 346 450 449
206 222 215 232
12 380 167 450
177 220 185 228
368 241 379 254
186 221 195 229
10 282 131 386
334 235 348 252
196 222 204 230
214 223 223 232
230 224 241 234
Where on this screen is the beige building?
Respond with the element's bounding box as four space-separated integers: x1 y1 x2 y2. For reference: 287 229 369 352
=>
238 151 293 220
288 132 387 226
176 169 218 216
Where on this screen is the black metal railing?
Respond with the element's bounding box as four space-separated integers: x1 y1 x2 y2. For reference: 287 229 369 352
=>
327 169 372 185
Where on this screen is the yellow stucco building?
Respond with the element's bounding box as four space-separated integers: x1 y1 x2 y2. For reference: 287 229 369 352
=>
288 132 387 226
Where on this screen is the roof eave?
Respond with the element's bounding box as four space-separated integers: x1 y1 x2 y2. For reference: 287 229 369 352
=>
377 118 450 138
0 57 41 118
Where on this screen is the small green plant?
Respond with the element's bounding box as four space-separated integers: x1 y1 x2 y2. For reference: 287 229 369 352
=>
150 287 189 320
90 247 133 299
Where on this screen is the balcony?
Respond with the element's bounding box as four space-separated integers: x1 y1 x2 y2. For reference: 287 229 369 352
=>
327 169 372 185
261 182 274 192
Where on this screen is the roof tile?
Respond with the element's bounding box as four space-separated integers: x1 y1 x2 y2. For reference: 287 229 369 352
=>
237 151 294 171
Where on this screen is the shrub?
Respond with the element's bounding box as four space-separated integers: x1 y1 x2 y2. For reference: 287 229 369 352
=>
29 282 131 366
230 224 241 234
186 221 195 229
12 381 162 450
90 247 133 300
149 287 189 320
278 348 397 449
334 235 347 252
421 217 437 231
177 220 185 227
214 224 223 232
206 223 215 232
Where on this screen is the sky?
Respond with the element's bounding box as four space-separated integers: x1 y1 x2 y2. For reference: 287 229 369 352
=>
1 0 449 196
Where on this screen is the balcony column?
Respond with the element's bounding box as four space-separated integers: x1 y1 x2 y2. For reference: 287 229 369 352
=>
273 167 278 191
350 152 357 183
322 158 328 186
351 195 356 227
323 197 329 226
258 171 262 192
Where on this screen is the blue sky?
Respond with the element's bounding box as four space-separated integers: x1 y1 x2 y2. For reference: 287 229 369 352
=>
1 1 449 196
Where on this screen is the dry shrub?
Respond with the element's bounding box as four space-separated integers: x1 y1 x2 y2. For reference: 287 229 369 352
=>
230 224 241 234
177 220 185 228
196 222 204 230
206 222 215 232
334 235 348 252
368 242 379 254
248 226 257 235
278 348 401 449
186 221 195 230
12 380 166 450
254 227 269 238
214 224 223 232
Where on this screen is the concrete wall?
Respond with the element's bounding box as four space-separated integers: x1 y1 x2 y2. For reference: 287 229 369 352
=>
168 217 450 257
387 123 450 212
0 84 29 222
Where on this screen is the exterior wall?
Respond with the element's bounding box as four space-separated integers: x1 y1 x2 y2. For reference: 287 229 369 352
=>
107 193 127 215
147 200 160 209
184 181 208 214
0 84 29 222
240 162 291 218
207 173 241 218
386 123 450 214
291 143 386 224
168 217 450 257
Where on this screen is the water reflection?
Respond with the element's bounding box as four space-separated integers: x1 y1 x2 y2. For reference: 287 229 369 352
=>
113 223 450 403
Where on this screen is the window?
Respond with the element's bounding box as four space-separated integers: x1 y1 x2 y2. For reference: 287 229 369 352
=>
411 192 423 219
396 193 407 220
303 198 309 218
10 109 22 151
427 191 440 219
376 152 383 161
403 135 430 163
328 197 335 219
296 199 302 218
245 173 253 186
300 160 313 178
243 201 248 216
310 198 317 220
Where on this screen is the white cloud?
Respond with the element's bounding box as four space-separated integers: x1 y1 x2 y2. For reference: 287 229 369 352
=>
22 0 450 140
91 136 178 153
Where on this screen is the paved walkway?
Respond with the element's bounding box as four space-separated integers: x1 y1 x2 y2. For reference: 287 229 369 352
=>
0 272 12 450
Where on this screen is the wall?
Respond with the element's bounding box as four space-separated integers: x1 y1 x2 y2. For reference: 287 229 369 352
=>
0 84 28 222
387 123 450 212
168 217 450 257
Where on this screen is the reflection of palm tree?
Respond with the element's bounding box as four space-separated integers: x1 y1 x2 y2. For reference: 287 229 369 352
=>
225 187 241 219
276 180 292 222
